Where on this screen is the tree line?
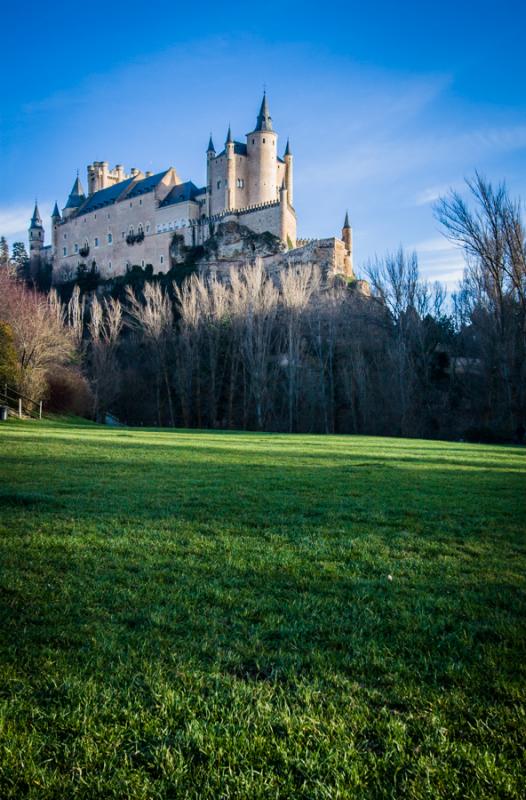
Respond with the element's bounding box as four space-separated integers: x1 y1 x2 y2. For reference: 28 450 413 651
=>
1 175 524 442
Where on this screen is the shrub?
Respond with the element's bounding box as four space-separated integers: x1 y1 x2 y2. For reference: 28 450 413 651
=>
0 321 19 387
45 366 94 417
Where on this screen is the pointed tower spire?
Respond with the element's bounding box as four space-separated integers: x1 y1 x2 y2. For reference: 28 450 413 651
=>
64 174 86 211
207 133 215 153
284 138 291 157
226 124 233 144
51 202 61 220
255 91 272 131
31 201 42 227
343 211 350 229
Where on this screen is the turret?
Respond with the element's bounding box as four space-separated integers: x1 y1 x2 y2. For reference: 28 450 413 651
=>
29 201 44 261
284 138 293 207
62 174 86 219
342 211 353 276
246 92 278 206
280 180 288 245
342 211 352 252
225 125 236 210
206 134 215 216
51 202 61 252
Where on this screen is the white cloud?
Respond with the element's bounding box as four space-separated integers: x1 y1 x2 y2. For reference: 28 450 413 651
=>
414 184 457 206
410 236 465 288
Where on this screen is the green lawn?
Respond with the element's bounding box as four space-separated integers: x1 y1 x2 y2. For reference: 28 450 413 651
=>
0 419 525 799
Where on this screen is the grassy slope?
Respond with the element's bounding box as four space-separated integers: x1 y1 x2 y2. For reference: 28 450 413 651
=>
0 419 525 799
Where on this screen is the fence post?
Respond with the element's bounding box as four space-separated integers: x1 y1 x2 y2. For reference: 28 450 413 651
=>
39 401 42 420
18 398 22 419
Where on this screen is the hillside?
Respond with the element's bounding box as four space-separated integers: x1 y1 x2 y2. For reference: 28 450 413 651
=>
0 420 525 798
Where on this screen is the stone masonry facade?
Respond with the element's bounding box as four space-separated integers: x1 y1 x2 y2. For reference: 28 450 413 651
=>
29 94 354 283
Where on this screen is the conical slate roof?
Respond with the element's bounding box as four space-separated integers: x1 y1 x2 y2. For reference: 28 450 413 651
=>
30 201 42 227
52 202 61 219
255 91 272 132
343 211 351 229
65 175 86 209
207 134 215 152
226 124 233 144
284 138 291 156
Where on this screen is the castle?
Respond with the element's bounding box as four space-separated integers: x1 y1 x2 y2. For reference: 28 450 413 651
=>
29 94 353 282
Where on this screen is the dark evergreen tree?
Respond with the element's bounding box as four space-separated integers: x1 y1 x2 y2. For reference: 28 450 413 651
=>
11 242 29 280
0 237 9 269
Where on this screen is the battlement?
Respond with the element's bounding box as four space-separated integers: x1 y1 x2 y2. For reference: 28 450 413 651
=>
87 162 154 195
190 199 283 227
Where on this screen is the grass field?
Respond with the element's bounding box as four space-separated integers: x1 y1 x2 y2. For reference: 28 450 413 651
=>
0 419 525 798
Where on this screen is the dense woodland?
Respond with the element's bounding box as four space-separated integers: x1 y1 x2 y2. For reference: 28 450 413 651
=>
1 176 525 442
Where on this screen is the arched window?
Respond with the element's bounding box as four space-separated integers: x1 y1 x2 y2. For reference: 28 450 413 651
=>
137 223 144 235
129 226 134 236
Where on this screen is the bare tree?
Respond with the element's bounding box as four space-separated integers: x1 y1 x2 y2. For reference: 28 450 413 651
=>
0 269 75 402
229 260 280 429
278 264 321 432
87 296 123 422
126 283 175 426
435 174 526 433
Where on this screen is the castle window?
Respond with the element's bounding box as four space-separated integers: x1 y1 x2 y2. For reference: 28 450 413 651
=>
129 226 134 235
236 178 245 188
108 261 112 271
129 202 133 207
74 243 78 254
252 139 255 144
137 224 144 235
63 233 67 239
108 233 113 244
63 247 67 256
94 237 99 247
217 180 221 190
141 260 145 267
146 223 150 233
122 231 125 238
139 199 142 205
160 255 164 265
263 138 266 143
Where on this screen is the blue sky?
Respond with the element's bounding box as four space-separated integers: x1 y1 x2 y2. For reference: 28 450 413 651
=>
1 0 525 287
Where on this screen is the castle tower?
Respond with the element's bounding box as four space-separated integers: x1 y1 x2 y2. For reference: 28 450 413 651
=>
284 139 293 207
246 92 278 206
342 211 353 276
51 202 61 253
206 134 215 217
62 174 86 219
279 180 288 245
225 126 236 210
29 201 44 262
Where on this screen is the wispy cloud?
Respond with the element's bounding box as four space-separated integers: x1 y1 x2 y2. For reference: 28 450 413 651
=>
410 236 465 288
0 203 52 246
414 183 458 206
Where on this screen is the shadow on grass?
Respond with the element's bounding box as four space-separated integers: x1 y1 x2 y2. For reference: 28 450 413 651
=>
2 525 524 702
